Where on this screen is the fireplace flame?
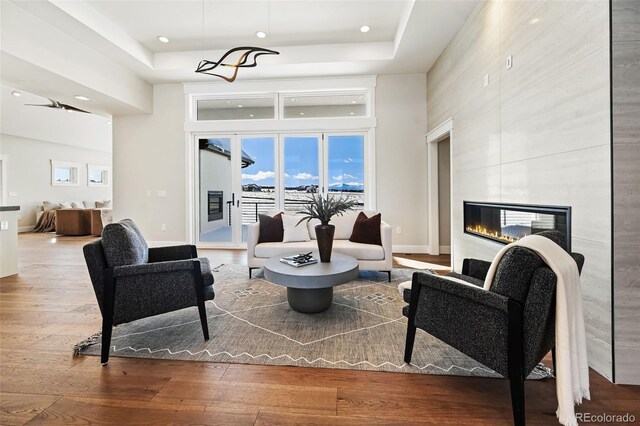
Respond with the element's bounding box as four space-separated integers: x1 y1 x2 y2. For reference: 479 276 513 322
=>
465 225 524 244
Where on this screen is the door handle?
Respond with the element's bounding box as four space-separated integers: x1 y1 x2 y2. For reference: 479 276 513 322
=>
236 200 240 208
231 192 235 204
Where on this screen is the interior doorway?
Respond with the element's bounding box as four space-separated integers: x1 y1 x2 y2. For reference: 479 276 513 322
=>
425 118 453 257
437 137 451 254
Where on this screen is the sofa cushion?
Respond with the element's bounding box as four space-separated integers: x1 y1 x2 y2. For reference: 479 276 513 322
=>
307 218 321 239
349 212 382 245
59 201 72 209
282 214 310 242
96 200 112 208
332 240 384 260
329 212 360 240
71 201 85 208
43 201 61 211
101 219 149 267
255 241 317 258
254 240 384 261
258 213 283 243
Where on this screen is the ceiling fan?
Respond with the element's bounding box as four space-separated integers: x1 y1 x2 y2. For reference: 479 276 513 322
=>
24 99 91 114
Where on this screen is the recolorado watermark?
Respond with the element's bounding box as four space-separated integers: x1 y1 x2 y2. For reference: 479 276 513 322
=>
576 412 636 423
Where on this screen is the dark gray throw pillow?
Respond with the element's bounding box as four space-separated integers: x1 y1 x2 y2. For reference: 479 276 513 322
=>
101 219 149 267
258 213 284 243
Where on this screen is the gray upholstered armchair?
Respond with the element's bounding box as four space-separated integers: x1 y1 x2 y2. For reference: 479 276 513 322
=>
403 231 584 426
83 219 215 365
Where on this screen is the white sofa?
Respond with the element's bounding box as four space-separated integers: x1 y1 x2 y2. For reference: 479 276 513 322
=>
247 210 393 280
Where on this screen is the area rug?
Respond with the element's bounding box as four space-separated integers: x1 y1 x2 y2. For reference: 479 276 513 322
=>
75 264 552 379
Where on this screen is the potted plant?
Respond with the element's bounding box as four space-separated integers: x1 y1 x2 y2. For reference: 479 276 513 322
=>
297 193 359 262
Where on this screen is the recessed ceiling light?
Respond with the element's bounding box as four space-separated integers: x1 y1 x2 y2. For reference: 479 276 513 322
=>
74 95 90 101
237 104 243 108
249 114 254 118
226 100 232 104
290 98 297 102
299 112 305 116
351 100 357 104
529 18 540 25
107 120 112 125
360 25 370 33
256 31 267 39
11 90 21 97
157 35 170 43
350 112 355 115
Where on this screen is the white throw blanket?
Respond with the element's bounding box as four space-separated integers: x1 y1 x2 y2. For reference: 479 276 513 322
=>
483 235 590 426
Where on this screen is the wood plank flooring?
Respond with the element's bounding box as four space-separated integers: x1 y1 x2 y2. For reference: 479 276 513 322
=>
1 233 638 425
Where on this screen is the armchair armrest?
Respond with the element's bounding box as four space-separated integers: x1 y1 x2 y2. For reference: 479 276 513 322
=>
246 222 260 258
412 271 509 312
148 245 196 262
461 258 492 280
113 258 203 277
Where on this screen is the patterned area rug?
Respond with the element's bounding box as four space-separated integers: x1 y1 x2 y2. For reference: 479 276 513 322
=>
76 265 551 379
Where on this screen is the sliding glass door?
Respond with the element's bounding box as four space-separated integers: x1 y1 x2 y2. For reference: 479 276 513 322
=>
195 132 367 246
198 136 238 244
282 135 321 212
240 135 277 242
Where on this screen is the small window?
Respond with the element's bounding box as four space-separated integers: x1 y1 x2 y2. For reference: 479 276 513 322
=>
51 160 80 186
282 93 368 119
197 97 275 121
87 164 111 187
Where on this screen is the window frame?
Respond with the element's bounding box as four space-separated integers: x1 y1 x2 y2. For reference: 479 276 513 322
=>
51 160 80 187
87 164 111 187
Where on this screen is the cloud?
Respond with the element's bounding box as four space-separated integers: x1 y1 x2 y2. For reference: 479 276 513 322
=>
330 181 363 187
332 174 357 181
343 158 353 163
291 172 318 180
242 170 275 181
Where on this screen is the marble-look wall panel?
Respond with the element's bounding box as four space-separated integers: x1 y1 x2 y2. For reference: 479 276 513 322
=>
612 0 640 385
612 0 640 42
501 47 610 163
500 0 609 104
427 0 613 379
500 146 611 243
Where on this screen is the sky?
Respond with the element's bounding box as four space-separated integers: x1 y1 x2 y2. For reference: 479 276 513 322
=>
240 135 364 190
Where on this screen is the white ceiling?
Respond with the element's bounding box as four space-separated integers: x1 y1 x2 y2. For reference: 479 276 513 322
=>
87 0 408 52
0 0 479 115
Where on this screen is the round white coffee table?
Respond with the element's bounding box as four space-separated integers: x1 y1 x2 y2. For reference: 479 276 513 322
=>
263 252 359 313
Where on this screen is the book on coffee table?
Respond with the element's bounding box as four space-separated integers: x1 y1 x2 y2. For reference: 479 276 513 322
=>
280 253 318 267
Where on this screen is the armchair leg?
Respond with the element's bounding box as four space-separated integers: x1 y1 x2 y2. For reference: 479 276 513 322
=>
404 272 421 364
381 271 391 282
507 299 525 426
193 261 209 341
509 375 525 426
404 323 416 363
101 269 115 366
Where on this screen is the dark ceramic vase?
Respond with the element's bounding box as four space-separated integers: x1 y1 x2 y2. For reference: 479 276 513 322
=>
315 224 335 263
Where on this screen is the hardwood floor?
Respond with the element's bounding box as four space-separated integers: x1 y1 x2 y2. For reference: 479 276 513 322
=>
1 233 638 425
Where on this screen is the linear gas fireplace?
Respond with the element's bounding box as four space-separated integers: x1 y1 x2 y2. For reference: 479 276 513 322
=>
463 201 571 250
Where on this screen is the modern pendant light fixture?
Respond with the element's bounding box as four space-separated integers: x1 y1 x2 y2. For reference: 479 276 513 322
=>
195 0 279 82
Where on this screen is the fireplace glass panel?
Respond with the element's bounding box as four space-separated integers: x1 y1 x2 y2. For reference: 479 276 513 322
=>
463 202 570 250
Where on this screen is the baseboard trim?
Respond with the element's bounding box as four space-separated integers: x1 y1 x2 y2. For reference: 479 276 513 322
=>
146 240 188 247
439 245 451 254
392 245 431 254
18 226 34 233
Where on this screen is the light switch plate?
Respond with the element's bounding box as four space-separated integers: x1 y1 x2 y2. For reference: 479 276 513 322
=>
157 190 167 198
1 221 9 231
506 54 513 69
9 191 17 197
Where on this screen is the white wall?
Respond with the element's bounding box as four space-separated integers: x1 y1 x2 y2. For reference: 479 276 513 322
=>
375 74 429 250
427 0 612 378
0 85 112 229
112 84 186 242
114 76 430 249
